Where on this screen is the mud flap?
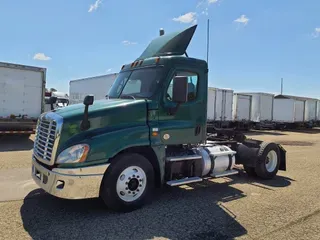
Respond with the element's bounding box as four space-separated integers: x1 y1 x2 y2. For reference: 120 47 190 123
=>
278 144 287 171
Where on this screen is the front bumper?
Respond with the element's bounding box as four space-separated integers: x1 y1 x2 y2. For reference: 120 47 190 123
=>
31 156 110 199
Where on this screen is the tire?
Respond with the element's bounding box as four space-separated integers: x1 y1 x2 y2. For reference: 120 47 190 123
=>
243 165 257 177
254 142 280 179
100 152 155 212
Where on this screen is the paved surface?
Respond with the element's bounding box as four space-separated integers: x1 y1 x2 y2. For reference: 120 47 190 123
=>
0 130 320 240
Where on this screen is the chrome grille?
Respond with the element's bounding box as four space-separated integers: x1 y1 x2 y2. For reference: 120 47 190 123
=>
33 112 63 165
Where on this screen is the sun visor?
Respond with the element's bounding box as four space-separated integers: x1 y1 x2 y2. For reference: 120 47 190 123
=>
136 25 197 60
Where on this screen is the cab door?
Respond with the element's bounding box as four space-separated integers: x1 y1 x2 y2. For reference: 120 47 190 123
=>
157 66 207 145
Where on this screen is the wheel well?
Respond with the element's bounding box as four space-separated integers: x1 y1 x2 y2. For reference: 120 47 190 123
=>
110 146 162 188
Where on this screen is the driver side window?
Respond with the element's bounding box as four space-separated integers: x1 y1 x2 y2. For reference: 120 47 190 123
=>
166 71 198 102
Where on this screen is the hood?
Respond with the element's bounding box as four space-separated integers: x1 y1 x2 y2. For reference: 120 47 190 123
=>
55 99 149 148
136 25 197 60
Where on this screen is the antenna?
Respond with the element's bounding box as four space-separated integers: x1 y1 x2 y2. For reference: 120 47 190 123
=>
206 18 210 64
281 78 283 95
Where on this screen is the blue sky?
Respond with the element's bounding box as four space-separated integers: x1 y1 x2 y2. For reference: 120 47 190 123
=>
1 0 319 98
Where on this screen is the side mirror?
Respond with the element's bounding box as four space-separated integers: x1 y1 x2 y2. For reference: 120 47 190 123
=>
172 76 188 103
80 95 94 131
83 95 94 106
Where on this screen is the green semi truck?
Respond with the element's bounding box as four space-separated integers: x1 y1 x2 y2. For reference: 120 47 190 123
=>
31 25 287 212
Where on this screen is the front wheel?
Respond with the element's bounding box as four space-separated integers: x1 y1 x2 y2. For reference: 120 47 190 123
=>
100 153 155 212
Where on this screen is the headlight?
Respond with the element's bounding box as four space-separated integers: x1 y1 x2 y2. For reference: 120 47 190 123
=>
56 144 90 164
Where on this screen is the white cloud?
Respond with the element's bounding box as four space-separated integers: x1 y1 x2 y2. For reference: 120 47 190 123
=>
208 0 218 4
312 27 320 38
234 15 250 25
173 12 197 24
33 53 51 61
88 0 102 13
122 40 137 46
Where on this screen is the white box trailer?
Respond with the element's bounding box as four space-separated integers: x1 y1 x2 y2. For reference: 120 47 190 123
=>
273 95 305 123
0 61 46 136
237 92 274 122
207 87 234 122
232 93 252 121
69 73 118 105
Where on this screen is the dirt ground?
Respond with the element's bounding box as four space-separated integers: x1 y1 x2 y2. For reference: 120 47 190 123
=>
0 129 320 240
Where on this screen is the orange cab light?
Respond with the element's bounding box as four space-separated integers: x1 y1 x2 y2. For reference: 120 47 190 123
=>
139 60 143 66
134 61 139 67
131 62 135 68
155 57 160 63
152 132 158 136
121 65 125 70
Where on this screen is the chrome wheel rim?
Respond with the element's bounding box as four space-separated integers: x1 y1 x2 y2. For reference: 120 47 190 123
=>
116 166 146 202
265 150 278 172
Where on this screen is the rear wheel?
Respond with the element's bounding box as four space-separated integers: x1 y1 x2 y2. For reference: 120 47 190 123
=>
100 153 155 212
254 142 280 179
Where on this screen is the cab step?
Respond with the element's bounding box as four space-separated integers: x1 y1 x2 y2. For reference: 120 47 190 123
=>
166 154 202 162
211 169 239 178
166 177 203 186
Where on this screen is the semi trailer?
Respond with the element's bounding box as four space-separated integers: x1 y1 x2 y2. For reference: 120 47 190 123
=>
0 61 46 137
31 25 287 212
69 73 118 105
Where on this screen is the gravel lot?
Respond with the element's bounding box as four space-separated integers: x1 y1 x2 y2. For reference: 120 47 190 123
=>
0 130 320 240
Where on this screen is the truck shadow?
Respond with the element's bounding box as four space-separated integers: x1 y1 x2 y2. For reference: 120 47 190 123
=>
20 175 292 240
0 136 34 152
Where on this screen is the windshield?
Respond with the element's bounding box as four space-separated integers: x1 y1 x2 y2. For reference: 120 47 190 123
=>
108 67 164 99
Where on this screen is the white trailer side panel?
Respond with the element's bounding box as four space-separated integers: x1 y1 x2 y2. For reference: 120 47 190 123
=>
260 94 274 121
207 88 216 121
207 88 233 121
317 100 320 121
305 99 317 121
239 92 274 122
273 99 294 122
0 64 45 118
69 73 117 105
294 100 305 122
233 94 251 121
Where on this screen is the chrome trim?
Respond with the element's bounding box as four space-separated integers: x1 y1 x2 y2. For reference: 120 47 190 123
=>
52 163 110 176
33 112 63 166
166 177 203 186
166 154 202 162
31 156 110 199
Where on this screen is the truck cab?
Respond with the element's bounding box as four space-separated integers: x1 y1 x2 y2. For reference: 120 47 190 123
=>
31 25 286 212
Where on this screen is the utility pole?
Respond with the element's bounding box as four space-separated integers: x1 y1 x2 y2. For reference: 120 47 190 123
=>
281 78 283 95
206 19 210 64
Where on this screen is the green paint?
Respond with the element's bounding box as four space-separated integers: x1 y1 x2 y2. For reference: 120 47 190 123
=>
51 25 209 185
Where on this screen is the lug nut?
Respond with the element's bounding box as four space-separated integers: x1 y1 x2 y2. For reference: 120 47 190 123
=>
133 192 135 194
125 187 128 190
139 184 142 187
137 175 140 178
128 191 131 194
133 175 135 178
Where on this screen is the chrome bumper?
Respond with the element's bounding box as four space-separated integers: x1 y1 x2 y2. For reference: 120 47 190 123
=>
31 156 110 199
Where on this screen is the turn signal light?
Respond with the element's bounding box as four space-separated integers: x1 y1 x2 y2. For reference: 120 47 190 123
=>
155 57 160 64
